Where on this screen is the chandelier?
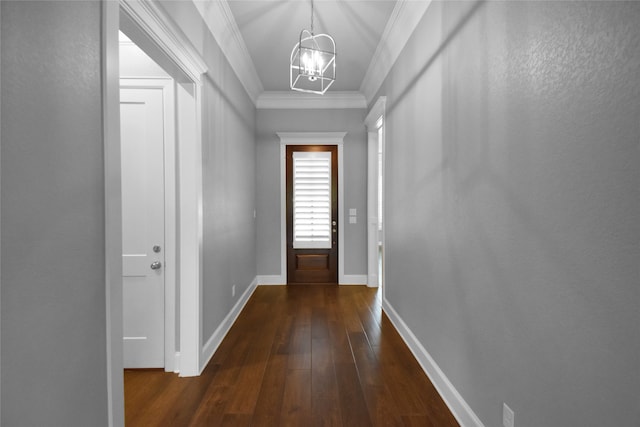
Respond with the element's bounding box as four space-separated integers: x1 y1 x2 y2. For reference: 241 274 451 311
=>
290 0 336 94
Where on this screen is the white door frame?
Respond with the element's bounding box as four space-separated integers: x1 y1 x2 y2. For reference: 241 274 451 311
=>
276 132 350 285
365 97 386 290
103 1 207 425
119 77 176 372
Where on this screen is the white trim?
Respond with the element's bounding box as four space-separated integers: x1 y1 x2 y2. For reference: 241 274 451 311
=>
277 132 347 145
119 0 208 84
365 96 387 127
176 81 204 377
257 275 286 285
0 3 2 421
366 128 379 289
382 299 485 427
103 2 124 425
360 0 432 104
173 352 181 374
193 0 263 104
277 132 347 285
365 97 386 291
342 275 368 285
161 80 178 374
257 91 367 110
118 75 171 81
119 78 177 373
200 277 258 373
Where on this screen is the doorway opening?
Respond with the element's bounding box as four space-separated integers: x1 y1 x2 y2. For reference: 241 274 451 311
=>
117 3 207 378
277 132 347 285
104 2 208 424
119 32 176 371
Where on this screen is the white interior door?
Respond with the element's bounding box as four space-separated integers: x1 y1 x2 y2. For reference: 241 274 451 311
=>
120 87 165 368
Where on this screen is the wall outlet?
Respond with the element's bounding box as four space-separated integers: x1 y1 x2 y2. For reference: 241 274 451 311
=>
232 284 236 297
503 403 515 427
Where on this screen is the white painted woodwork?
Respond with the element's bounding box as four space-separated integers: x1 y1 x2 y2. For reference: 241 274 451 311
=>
176 81 204 377
120 87 165 368
365 97 386 289
256 91 366 109
120 0 207 84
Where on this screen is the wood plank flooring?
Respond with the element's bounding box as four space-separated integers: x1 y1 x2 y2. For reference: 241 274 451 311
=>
124 285 459 427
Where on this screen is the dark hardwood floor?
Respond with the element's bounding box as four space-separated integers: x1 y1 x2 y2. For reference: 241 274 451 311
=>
124 285 459 426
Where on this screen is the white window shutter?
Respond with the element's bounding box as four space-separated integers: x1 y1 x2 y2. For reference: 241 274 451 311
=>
293 151 332 249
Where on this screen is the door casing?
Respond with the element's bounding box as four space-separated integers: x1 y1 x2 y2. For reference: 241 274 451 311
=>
118 0 207 379
277 132 347 284
365 96 386 291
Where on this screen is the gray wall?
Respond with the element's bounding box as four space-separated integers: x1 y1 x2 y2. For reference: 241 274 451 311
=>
1 2 109 425
256 109 368 278
158 1 257 342
376 1 640 426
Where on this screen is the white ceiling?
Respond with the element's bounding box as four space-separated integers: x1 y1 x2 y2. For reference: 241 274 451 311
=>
226 0 398 92
193 0 432 106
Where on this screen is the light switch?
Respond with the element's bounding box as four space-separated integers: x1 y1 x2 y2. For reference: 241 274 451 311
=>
349 208 357 216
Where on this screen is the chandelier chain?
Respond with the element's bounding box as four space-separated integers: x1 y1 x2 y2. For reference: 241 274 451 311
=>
310 0 315 35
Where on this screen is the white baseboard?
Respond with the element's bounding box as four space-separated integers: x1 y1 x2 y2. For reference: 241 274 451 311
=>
367 274 379 288
257 275 285 285
199 277 258 373
341 274 368 285
172 352 180 374
382 298 484 427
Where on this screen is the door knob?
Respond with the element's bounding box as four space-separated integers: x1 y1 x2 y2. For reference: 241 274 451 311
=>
150 261 162 270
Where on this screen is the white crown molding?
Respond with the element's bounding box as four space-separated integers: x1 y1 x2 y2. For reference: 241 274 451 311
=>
193 0 264 104
120 0 208 84
360 0 433 105
257 91 367 109
277 132 347 145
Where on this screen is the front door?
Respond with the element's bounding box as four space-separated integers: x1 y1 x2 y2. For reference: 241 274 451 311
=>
286 145 338 284
120 86 165 368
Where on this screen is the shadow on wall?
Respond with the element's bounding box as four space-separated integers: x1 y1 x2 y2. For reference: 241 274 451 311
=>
385 0 486 119
203 72 255 134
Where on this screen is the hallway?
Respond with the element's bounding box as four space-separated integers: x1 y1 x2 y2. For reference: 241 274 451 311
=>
125 286 458 426
4 1 639 425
